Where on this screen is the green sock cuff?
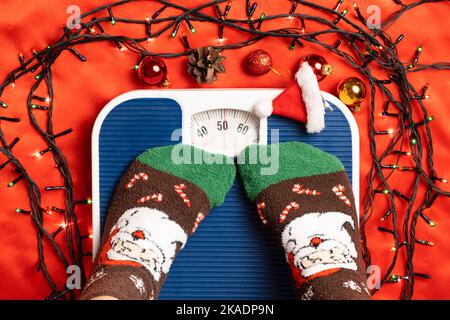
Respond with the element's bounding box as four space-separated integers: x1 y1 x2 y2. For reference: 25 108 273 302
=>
137 145 236 207
238 142 345 201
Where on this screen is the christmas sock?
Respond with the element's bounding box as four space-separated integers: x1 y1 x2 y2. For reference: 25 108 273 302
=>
238 142 370 300
80 145 235 300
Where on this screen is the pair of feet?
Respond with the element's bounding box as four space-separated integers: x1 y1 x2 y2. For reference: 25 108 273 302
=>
80 142 370 300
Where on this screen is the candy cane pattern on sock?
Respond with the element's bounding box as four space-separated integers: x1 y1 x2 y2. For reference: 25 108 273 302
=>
292 184 321 196
256 202 267 225
129 274 146 296
174 184 191 208
125 172 149 189
279 202 299 223
332 184 352 207
191 212 205 233
137 193 163 204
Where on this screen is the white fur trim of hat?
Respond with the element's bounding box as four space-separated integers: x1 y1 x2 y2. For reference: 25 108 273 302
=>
296 62 325 134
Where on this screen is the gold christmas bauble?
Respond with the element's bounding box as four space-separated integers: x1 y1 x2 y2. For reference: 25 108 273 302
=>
337 77 367 112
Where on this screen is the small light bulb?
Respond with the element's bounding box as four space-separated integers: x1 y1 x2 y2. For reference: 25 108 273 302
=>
416 239 435 246
15 208 31 214
387 274 400 283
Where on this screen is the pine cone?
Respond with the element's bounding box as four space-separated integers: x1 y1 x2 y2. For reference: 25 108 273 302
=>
187 47 225 84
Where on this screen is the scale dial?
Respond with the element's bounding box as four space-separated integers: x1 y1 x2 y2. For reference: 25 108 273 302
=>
190 109 260 157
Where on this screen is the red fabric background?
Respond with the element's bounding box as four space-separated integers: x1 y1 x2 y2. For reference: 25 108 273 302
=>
0 0 448 300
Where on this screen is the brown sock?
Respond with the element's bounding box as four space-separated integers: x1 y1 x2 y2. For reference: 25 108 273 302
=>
238 142 370 300
80 145 235 300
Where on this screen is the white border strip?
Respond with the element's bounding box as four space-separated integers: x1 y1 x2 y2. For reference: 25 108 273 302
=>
321 91 360 219
91 89 359 256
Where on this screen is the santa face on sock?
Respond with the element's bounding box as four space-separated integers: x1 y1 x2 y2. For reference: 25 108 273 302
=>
100 207 187 282
281 211 357 284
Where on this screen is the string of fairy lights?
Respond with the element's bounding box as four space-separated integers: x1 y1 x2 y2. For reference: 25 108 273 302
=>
0 0 448 300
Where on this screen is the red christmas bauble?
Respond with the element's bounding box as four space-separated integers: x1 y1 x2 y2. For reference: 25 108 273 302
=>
301 54 333 81
138 56 168 86
245 50 273 76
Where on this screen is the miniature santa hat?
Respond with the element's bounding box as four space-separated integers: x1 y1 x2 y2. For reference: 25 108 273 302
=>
254 62 325 133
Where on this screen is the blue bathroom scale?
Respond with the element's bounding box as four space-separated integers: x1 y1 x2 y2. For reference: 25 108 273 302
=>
91 89 359 299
